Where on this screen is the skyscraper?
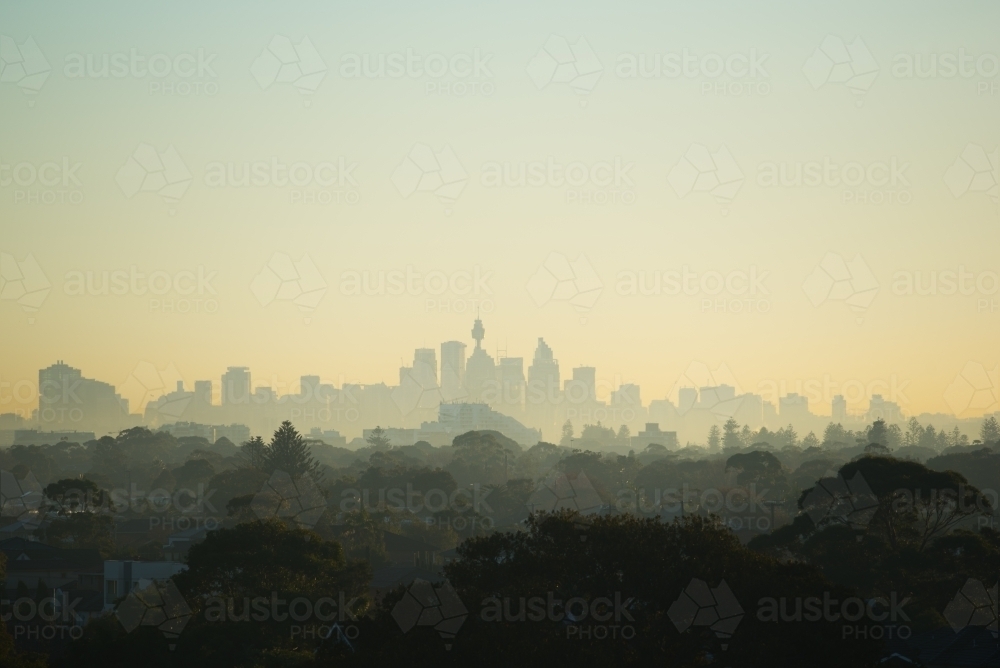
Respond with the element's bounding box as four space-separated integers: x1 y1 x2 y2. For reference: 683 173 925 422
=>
496 357 526 407
678 387 698 414
399 348 439 406
527 338 560 399
779 393 809 419
194 380 213 406
832 395 847 422
37 360 129 433
568 366 597 403
464 317 496 402
413 349 437 387
866 394 902 422
526 338 561 436
612 383 642 409
221 367 251 405
440 341 467 402
299 375 321 401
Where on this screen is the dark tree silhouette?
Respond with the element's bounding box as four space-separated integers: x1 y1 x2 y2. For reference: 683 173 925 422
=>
263 421 320 480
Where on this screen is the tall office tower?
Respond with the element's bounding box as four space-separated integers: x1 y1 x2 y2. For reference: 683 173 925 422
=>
37 361 129 432
496 357 526 407
299 375 321 401
697 385 737 409
779 392 809 419
733 392 765 429
678 387 698 414
221 367 251 404
38 361 81 409
194 380 213 406
866 394 902 422
400 349 438 388
464 317 496 402
440 341 467 401
527 338 560 401
570 366 597 402
832 394 847 422
612 383 641 409
526 338 561 437
413 349 437 387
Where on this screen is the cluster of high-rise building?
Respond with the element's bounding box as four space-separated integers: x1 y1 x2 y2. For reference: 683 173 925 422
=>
2 318 921 448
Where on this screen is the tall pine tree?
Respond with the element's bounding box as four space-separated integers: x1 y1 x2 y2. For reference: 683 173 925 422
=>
264 421 321 480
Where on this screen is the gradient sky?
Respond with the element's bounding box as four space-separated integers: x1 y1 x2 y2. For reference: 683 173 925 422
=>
2 0 998 420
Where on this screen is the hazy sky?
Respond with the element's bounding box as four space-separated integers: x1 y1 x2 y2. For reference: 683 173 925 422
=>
2 0 998 420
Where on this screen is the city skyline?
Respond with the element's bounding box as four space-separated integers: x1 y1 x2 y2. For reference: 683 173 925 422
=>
2 4 999 665
3 315 994 447
3 2 999 423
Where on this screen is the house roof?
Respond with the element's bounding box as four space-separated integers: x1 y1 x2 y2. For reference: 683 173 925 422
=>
0 537 56 552
1 538 103 573
0 519 48 533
